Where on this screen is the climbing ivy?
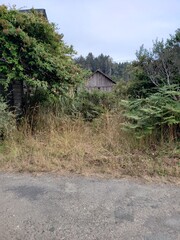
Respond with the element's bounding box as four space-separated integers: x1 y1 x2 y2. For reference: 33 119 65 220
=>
0 5 84 98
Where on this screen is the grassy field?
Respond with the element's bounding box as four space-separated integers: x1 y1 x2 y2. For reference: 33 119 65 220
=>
0 110 179 181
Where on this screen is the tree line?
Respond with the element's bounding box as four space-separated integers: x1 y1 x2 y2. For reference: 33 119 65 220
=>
74 53 131 81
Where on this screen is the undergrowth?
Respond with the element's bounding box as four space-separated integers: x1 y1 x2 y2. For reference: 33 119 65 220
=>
0 108 179 179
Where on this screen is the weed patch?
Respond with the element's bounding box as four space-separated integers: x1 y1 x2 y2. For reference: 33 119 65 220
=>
0 111 179 180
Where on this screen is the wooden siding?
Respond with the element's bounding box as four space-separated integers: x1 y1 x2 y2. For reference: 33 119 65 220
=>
0 80 23 115
86 71 115 92
12 81 23 114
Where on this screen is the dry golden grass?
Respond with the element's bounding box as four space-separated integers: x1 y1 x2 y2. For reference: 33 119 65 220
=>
0 111 179 179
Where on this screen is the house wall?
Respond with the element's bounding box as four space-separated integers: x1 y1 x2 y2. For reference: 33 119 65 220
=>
86 72 115 92
12 81 23 114
0 80 23 115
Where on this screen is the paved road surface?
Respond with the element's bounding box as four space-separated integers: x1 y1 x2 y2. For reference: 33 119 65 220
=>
0 173 180 240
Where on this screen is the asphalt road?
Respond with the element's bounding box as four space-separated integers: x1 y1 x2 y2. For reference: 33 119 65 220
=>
0 173 180 240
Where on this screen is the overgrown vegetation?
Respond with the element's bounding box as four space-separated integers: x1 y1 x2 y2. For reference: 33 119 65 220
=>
0 6 179 180
121 29 180 141
0 97 15 138
74 90 117 121
0 5 85 103
122 84 180 140
0 110 179 179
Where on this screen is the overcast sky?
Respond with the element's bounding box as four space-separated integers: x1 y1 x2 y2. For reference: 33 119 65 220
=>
1 0 180 62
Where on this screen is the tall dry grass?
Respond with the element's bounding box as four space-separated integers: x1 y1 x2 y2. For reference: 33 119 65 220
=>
0 109 179 178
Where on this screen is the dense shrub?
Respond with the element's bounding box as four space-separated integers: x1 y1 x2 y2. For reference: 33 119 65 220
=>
74 90 116 121
0 5 85 106
121 84 180 140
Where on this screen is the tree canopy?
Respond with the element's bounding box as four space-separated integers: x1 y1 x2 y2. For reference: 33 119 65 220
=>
128 29 180 98
0 5 84 97
121 29 180 139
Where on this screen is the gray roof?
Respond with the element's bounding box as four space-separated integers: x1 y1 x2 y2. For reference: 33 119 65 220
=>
19 9 48 20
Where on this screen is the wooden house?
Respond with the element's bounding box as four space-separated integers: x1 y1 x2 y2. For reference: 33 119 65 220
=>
86 70 116 92
0 9 47 115
19 9 48 19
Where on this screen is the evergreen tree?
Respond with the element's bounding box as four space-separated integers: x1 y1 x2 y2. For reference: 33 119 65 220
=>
75 53 131 81
121 29 180 139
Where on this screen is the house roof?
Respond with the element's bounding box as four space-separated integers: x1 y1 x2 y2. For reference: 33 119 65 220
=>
91 69 116 84
19 9 48 20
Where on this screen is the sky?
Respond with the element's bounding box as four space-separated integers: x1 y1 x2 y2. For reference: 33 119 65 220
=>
1 0 180 62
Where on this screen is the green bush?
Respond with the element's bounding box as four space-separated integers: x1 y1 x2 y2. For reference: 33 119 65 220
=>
121 84 180 140
75 90 116 121
0 5 85 107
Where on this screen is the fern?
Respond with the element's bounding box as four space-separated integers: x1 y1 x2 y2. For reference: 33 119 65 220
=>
121 84 180 139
